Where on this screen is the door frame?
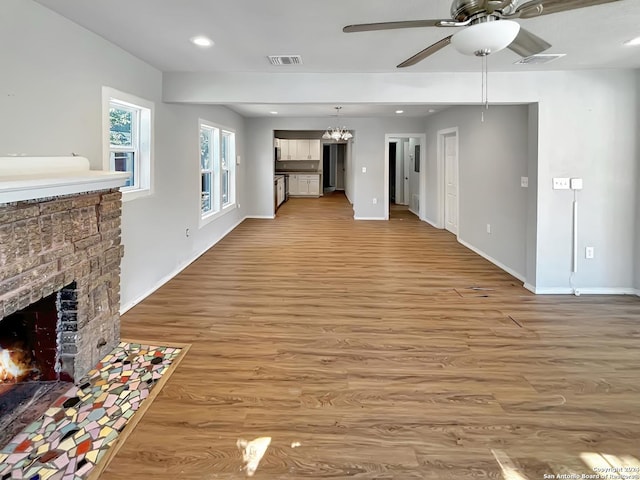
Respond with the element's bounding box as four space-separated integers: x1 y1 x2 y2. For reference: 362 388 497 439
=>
387 139 399 206
403 140 411 206
384 133 427 221
437 127 459 235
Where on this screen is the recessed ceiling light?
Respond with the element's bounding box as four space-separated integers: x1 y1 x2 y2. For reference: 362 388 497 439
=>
270 111 278 115
624 36 640 46
395 110 404 114
190 36 214 48
428 109 436 113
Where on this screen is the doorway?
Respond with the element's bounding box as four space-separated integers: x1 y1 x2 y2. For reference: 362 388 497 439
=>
385 134 426 221
437 127 459 235
388 141 397 203
322 143 346 194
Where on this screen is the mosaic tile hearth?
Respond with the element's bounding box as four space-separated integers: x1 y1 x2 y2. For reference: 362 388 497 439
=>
0 342 182 480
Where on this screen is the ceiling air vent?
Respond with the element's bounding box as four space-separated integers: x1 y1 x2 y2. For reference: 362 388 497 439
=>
268 55 303 66
515 53 566 65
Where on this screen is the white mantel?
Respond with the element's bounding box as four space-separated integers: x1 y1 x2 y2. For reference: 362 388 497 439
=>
0 156 129 203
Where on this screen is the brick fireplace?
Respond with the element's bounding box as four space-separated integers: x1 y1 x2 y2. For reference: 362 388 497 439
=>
0 189 124 382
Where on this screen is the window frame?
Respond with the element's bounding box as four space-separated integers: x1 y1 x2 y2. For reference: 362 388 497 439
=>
102 87 154 202
199 119 237 227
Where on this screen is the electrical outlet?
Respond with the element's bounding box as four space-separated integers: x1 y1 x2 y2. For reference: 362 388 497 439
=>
553 178 570 190
585 246 594 259
521 176 529 188
486 224 491 234
372 198 377 205
570 178 583 190
362 167 367 173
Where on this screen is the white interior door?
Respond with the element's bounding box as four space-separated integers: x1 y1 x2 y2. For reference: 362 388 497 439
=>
444 133 458 235
403 140 411 205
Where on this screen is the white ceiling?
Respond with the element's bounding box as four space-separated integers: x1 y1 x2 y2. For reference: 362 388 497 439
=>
34 0 640 116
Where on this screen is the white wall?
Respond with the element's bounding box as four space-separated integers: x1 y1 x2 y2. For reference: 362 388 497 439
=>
425 105 530 280
245 116 426 219
345 140 354 204
0 0 246 311
636 70 640 293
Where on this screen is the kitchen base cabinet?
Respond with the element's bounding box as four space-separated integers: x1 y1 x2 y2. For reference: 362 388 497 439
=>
276 177 285 207
288 174 320 197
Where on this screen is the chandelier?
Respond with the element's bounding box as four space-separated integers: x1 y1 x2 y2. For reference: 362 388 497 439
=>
322 107 353 141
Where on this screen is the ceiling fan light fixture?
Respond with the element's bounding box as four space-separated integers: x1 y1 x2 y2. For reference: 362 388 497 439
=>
624 36 640 46
451 20 520 56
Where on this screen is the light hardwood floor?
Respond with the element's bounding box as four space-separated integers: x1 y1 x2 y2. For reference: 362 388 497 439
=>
104 192 640 479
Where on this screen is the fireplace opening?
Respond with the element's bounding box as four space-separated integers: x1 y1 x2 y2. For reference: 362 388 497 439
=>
0 283 77 448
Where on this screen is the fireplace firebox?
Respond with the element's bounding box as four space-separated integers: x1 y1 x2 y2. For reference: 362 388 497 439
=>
0 284 77 383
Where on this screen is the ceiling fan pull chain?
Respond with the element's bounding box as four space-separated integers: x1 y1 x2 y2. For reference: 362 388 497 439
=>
480 55 488 122
485 54 489 111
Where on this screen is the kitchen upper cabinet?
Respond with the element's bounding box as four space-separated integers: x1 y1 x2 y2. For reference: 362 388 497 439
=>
277 139 321 161
296 140 321 160
280 139 292 161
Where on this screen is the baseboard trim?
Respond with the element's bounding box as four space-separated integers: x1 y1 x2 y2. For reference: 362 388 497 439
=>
354 216 386 221
120 215 248 315
528 286 639 295
408 208 420 217
523 283 537 294
245 215 275 220
423 217 440 228
457 238 526 283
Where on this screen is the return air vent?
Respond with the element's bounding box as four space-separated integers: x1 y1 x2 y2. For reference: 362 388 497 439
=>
267 55 303 66
514 53 566 65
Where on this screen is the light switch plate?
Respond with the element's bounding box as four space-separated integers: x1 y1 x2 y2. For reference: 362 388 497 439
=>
362 167 367 173
521 177 529 188
553 178 570 190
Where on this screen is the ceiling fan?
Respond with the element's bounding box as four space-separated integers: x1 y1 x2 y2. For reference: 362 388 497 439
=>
343 0 621 67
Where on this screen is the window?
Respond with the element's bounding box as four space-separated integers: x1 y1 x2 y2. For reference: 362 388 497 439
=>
103 87 153 200
199 120 236 223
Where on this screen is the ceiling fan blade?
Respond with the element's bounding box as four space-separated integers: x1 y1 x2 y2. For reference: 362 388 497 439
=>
507 27 551 57
397 36 453 68
343 19 449 33
513 0 544 18
517 0 621 18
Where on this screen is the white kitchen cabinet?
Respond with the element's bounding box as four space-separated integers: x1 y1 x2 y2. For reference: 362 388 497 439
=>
277 139 321 161
308 140 321 160
291 174 319 196
276 176 285 207
295 140 310 160
295 140 321 160
280 139 292 160
288 174 299 195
